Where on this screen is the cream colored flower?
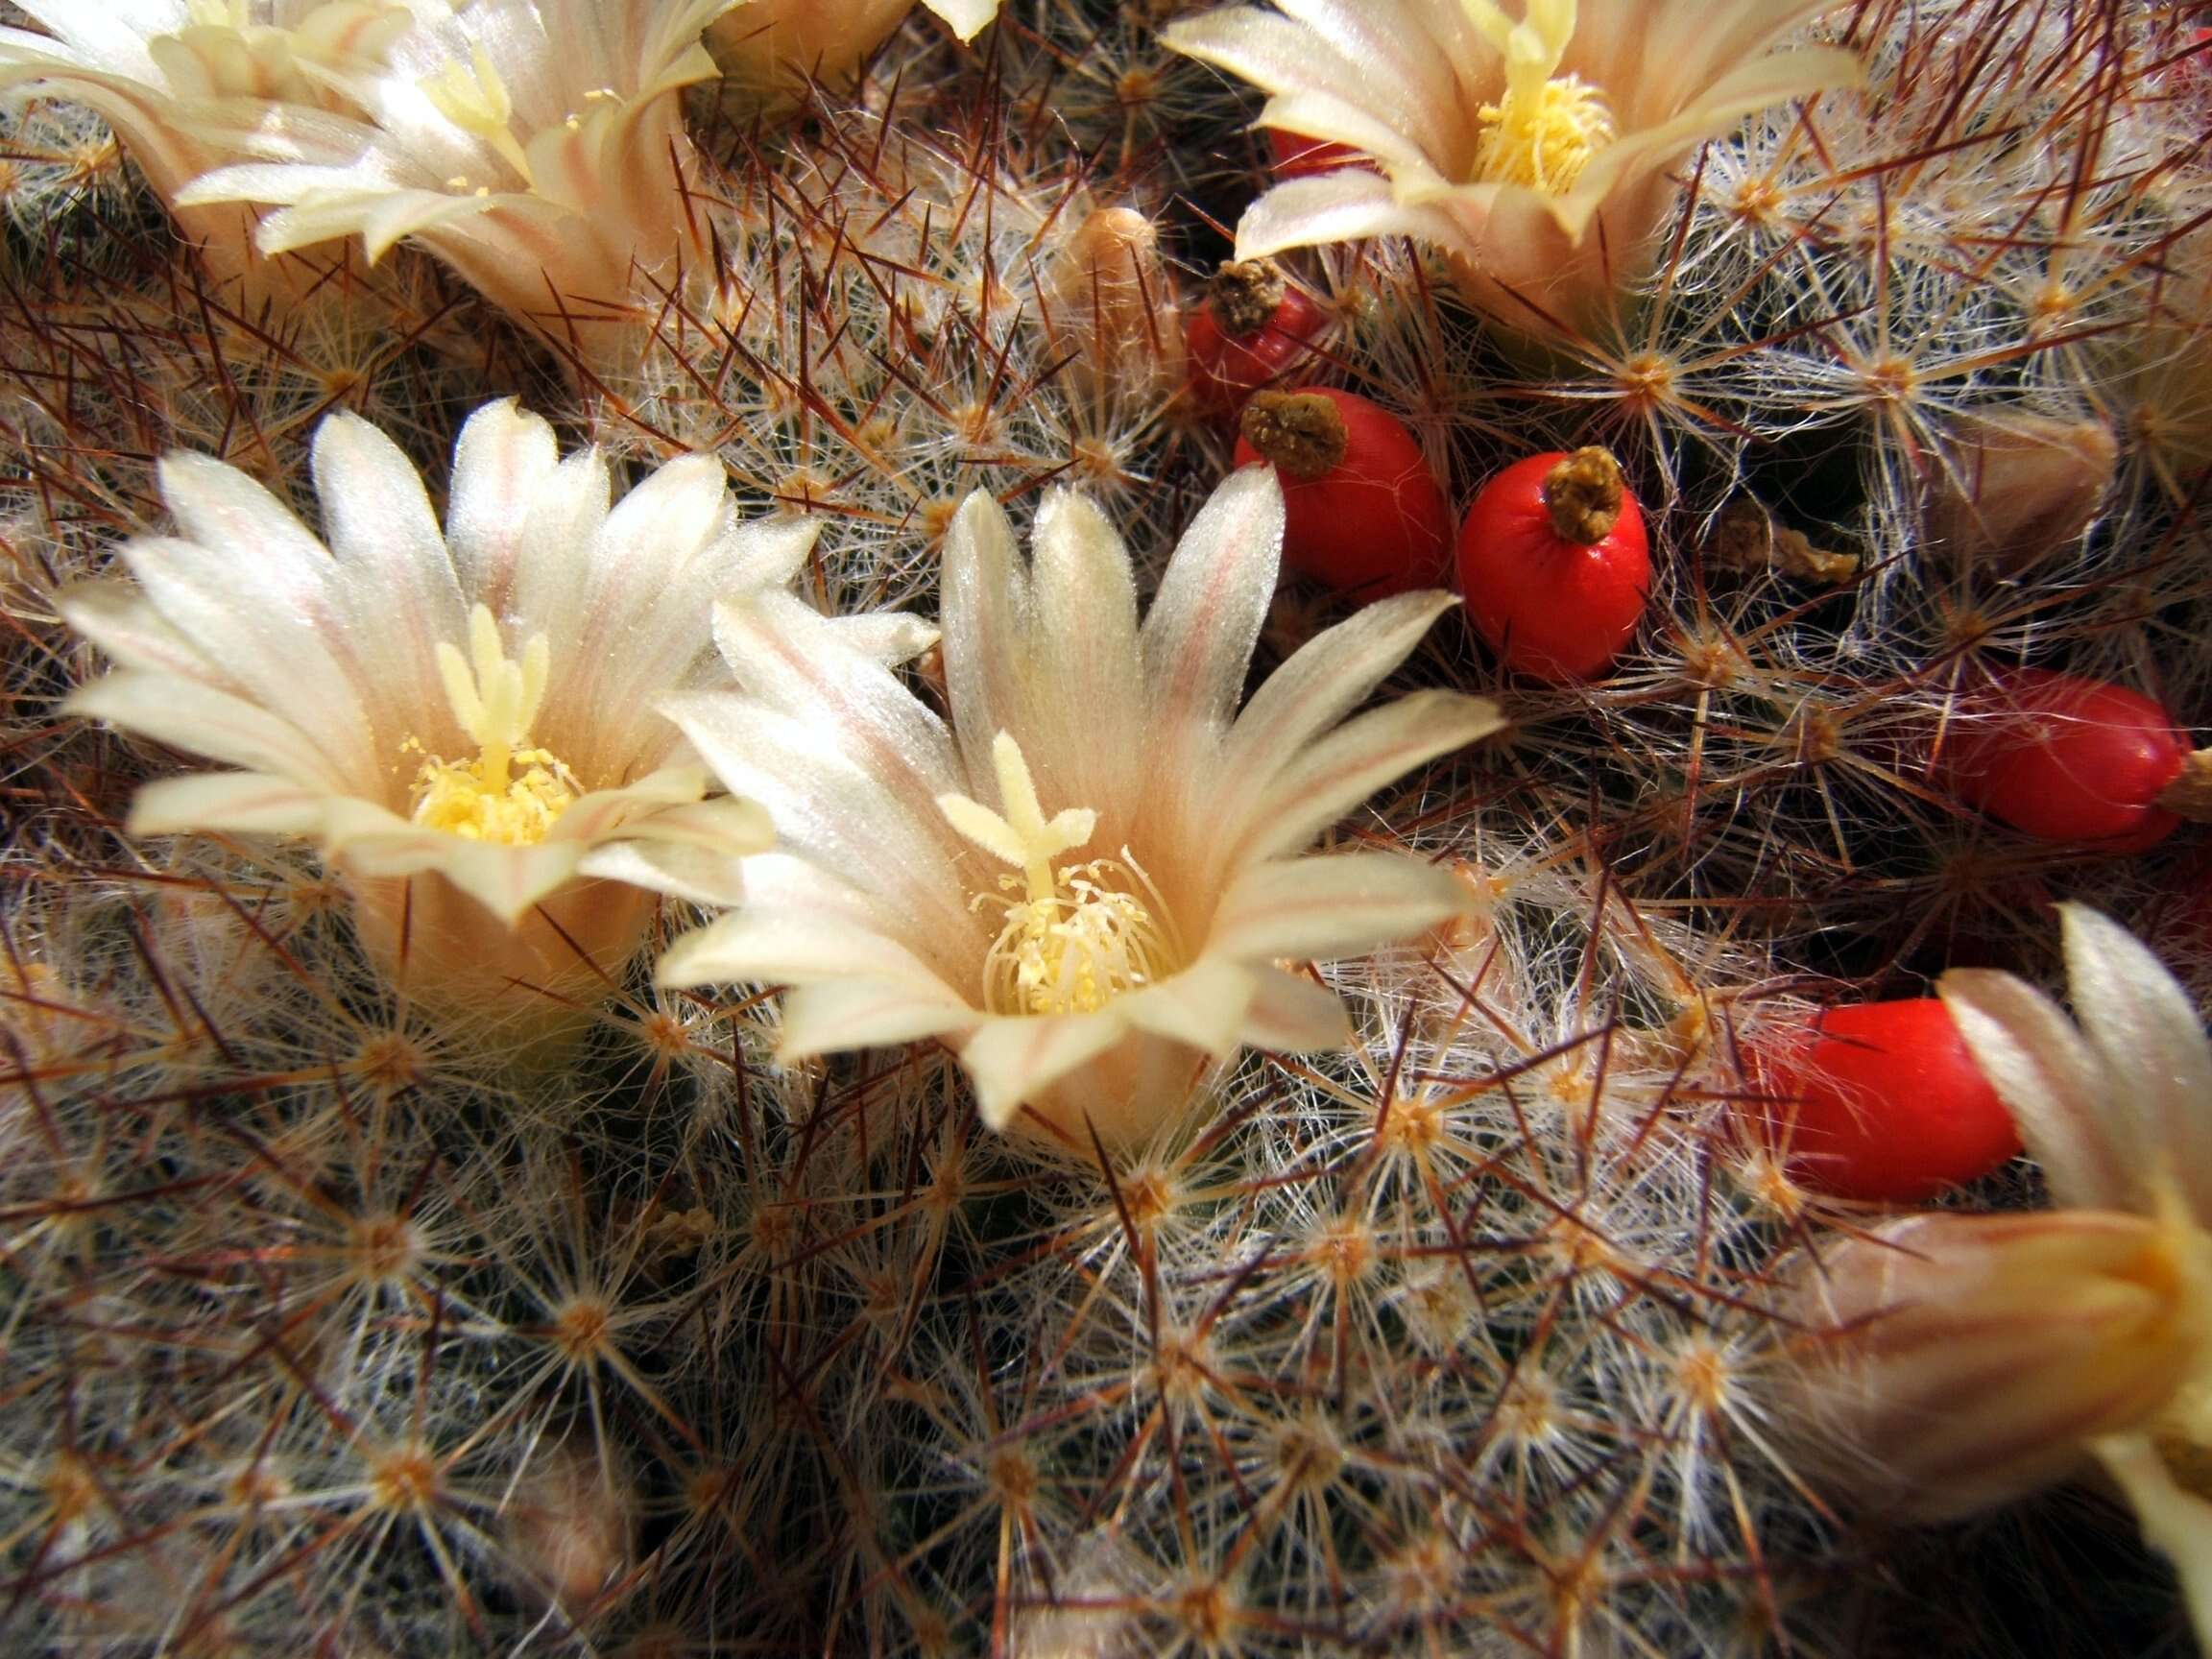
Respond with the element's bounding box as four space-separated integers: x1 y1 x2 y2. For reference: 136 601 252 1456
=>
59 400 880 1023
0 1 412 281
707 0 998 107
178 0 740 349
1784 905 2212 1647
653 469 1503 1147
1165 0 1861 336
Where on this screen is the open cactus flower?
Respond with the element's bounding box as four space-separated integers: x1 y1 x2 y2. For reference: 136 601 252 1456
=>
1165 0 1861 337
56 400 880 1027
654 468 1503 1148
1785 905 2212 1647
0 0 416 287
175 0 737 352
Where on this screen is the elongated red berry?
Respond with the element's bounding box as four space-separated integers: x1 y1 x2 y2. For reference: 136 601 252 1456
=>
1235 388 1451 600
1185 260 1327 417
1266 129 1367 179
1939 667 2190 848
1456 447 1650 684
1744 998 2019 1203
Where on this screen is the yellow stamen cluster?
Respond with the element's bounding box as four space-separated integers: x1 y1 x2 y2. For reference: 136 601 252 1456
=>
1475 73 1615 192
938 732 1176 1018
977 858 1175 1017
1463 0 1616 194
407 603 577 845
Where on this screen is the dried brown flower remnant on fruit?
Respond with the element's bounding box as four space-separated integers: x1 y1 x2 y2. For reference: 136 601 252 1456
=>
1209 258 1288 336
1542 446 1626 543
1239 390 1349 481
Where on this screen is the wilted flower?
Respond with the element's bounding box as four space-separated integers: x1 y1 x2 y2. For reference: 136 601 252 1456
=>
1783 905 2212 1647
0 0 412 283
1165 0 1861 336
706 0 998 106
179 0 738 353
654 468 1503 1148
60 399 850 1029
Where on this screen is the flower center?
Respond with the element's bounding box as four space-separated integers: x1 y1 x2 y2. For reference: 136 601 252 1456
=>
937 733 1176 1017
1464 0 1616 194
407 603 578 845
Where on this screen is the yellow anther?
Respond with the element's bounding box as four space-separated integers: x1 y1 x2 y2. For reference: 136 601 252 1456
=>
937 733 1173 1016
1475 74 1615 192
408 605 574 845
1460 0 1616 195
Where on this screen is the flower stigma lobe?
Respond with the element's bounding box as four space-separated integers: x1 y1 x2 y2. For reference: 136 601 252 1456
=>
408 603 577 844
937 732 1176 1017
1465 0 1616 193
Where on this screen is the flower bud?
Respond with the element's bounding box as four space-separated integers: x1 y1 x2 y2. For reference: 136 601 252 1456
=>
707 0 914 108
1779 1207 2207 1521
1925 409 2117 574
1039 205 1187 409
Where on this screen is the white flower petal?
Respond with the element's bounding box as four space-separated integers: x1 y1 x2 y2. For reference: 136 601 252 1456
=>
156 450 328 571
1240 967 1354 1051
707 597 965 839
833 610 941 667
1027 488 1143 816
721 515 821 593
611 793 773 855
960 1011 1135 1133
575 840 745 909
1234 170 1479 264
327 803 589 925
1223 589 1459 809
2092 1434 2212 1653
122 532 375 780
512 446 615 699
126 771 329 838
1255 87 1449 179
551 767 714 843
941 488 1034 788
312 411 468 733
59 583 214 681
920 0 999 43
445 398 562 607
1119 958 1259 1056
69 672 350 792
1234 688 1503 864
1261 0 1462 126
778 978 979 1058
1166 10 1417 137
2060 904 2212 1221
1939 965 2141 1214
655 903 957 994
1208 853 1467 964
1141 465 1284 808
